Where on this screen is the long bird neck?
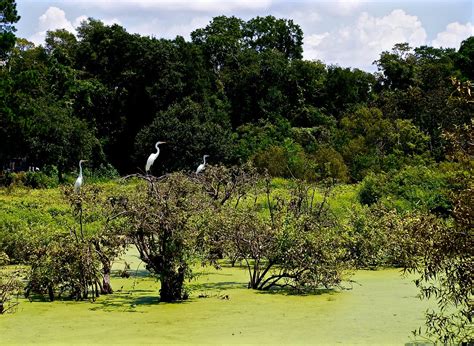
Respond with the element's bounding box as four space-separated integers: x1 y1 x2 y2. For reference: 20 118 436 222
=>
79 162 83 177
203 156 207 165
155 143 160 154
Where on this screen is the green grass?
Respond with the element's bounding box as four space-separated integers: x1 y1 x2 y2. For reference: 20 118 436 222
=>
0 248 431 344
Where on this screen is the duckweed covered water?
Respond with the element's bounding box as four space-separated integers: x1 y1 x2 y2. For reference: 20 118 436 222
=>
0 252 431 344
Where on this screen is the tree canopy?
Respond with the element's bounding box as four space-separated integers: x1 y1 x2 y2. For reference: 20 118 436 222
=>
0 13 472 183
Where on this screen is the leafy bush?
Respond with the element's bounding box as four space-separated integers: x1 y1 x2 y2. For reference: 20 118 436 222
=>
311 146 349 183
24 171 57 188
345 204 412 268
253 145 288 177
0 170 58 188
209 178 349 292
25 184 127 300
0 252 23 314
83 163 120 183
252 139 317 180
0 189 72 262
0 172 14 187
358 165 452 213
26 236 102 301
357 172 387 206
234 118 291 162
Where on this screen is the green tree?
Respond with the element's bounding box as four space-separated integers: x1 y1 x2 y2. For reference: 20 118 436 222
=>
456 36 474 80
311 146 349 183
25 97 100 180
0 0 20 60
243 16 303 59
375 43 416 91
375 43 469 159
135 97 233 173
191 16 245 72
118 173 210 302
323 66 375 119
211 179 348 291
45 29 78 66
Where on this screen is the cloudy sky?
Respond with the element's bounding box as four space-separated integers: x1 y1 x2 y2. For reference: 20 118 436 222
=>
15 0 473 71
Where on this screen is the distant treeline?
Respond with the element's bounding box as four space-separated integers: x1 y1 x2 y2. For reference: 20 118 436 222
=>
0 13 472 181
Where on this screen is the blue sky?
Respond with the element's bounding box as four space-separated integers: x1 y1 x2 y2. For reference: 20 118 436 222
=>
15 0 474 71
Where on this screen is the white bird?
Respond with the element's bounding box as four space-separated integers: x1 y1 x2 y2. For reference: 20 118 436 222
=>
146 141 166 174
74 160 87 193
196 155 209 174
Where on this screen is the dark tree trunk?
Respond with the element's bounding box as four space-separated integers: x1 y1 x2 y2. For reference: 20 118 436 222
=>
48 285 55 301
101 265 113 294
159 265 186 302
0 302 4 314
58 169 64 183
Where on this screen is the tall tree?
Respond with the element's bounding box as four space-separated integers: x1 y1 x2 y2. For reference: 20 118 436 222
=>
0 0 20 60
243 16 303 60
456 36 474 80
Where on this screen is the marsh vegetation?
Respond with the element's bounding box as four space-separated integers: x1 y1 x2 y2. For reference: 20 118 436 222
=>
0 0 472 343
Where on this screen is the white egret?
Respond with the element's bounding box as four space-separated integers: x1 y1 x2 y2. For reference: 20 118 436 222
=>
74 160 88 193
196 155 209 174
146 141 166 173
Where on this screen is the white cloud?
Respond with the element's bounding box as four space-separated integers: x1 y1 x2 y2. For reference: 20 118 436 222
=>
102 18 122 26
39 7 76 33
306 32 330 46
304 32 329 60
78 0 272 12
129 16 211 39
303 9 427 70
29 6 75 44
73 15 89 28
29 7 123 45
286 10 321 24
432 22 473 49
334 0 363 16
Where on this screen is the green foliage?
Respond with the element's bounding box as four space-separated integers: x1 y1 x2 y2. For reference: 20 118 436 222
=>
311 147 349 183
401 211 473 344
25 184 127 300
0 188 71 262
375 43 471 160
135 97 233 173
234 118 291 161
339 106 432 180
253 145 288 177
115 172 213 302
252 139 316 180
0 252 22 314
25 97 103 177
358 173 385 205
0 0 20 59
358 165 452 213
191 15 303 71
84 164 120 183
323 65 375 119
23 171 57 188
344 204 414 268
210 178 350 292
26 235 102 301
456 37 474 80
0 14 472 179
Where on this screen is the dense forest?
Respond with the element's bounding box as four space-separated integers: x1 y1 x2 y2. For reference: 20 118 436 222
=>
0 6 472 183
